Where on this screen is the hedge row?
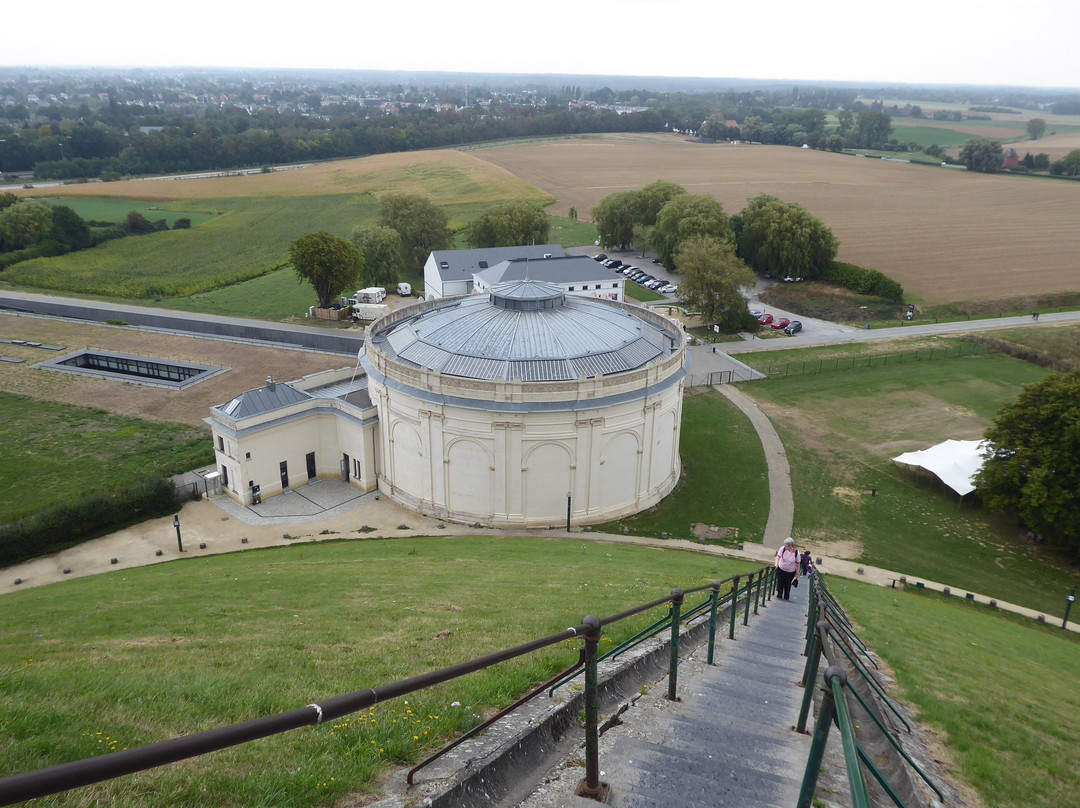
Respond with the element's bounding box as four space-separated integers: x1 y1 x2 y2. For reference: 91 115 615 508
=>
824 262 904 303
0 476 187 567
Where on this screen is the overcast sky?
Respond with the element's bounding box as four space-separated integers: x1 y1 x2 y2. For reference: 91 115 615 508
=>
5 0 1079 90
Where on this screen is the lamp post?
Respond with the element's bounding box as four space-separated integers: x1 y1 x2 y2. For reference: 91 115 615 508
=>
566 492 572 532
1064 584 1077 630
173 514 184 553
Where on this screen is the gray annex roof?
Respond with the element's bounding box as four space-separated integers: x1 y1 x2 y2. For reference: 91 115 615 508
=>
371 279 679 382
475 256 615 286
430 245 565 283
214 380 312 419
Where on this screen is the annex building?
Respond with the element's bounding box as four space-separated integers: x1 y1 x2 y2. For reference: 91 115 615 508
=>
207 278 687 527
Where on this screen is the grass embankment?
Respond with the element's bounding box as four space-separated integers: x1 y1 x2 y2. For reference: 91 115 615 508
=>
832 578 1080 808
600 389 769 543
0 391 211 523
0 537 752 808
738 341 1080 615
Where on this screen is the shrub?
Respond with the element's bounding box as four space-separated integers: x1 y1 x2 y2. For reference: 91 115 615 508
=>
824 262 904 303
173 217 192 230
0 475 183 565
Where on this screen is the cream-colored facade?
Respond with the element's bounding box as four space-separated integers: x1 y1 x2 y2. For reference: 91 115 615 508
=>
207 368 379 505
208 283 687 527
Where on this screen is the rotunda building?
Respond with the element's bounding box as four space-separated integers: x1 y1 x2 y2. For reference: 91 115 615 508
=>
360 279 687 527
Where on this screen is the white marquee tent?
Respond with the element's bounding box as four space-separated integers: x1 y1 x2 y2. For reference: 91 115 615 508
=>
892 439 987 497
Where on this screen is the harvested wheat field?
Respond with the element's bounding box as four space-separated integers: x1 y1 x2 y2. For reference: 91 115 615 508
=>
0 314 347 427
473 134 1080 305
24 149 551 205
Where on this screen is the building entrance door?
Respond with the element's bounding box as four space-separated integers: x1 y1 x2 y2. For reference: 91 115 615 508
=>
279 461 289 490
306 452 316 480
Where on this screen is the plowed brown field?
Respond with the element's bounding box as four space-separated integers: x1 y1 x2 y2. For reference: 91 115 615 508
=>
473 134 1080 305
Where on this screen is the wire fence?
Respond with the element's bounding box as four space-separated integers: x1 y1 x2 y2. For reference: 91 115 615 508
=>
750 341 995 381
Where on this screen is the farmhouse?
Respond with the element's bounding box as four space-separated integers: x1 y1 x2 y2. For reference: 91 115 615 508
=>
207 279 687 526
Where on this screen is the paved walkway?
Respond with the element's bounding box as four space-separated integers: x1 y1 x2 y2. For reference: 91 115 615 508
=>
713 384 793 546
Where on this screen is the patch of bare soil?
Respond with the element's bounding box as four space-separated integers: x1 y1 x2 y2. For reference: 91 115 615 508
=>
691 523 738 541
0 313 348 428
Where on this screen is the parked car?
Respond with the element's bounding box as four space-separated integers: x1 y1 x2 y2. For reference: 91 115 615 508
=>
651 258 661 264
593 253 607 261
772 317 791 330
636 275 656 285
784 320 802 335
621 265 638 274
660 283 678 294
628 271 647 281
749 308 764 318
647 279 666 289
758 313 774 325
782 276 795 283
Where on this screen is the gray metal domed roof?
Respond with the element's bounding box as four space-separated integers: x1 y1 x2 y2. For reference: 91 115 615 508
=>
370 280 678 382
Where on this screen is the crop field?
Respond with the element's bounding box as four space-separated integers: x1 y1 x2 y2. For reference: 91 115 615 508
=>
21 150 550 204
39 197 217 228
472 134 1080 305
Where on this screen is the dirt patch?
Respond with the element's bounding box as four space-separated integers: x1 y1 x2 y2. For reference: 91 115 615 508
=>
0 313 349 428
471 134 1080 305
691 523 738 541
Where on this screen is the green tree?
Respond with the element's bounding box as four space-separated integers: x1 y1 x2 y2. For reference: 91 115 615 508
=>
465 200 550 248
975 371 1080 552
1026 118 1047 140
288 231 363 308
835 110 854 136
737 194 838 280
959 138 1005 173
653 194 733 269
0 193 18 211
48 205 91 251
592 190 640 250
0 201 53 251
637 180 686 226
855 110 892 148
674 236 755 330
351 225 402 288
1049 148 1080 176
377 194 451 272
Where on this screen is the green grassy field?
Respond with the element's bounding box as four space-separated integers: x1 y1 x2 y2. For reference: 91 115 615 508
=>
3 195 375 299
40 197 218 228
0 537 753 808
738 344 1079 615
887 123 983 149
831 577 1080 808
0 392 212 522
599 388 769 543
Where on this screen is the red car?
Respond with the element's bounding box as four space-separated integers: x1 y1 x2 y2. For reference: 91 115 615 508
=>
758 313 774 325
772 317 791 330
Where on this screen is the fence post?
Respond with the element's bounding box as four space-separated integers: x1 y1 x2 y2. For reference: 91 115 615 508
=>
667 589 684 701
797 622 827 731
729 576 740 639
753 569 762 615
796 667 840 808
743 572 754 626
575 615 608 801
707 581 721 665
765 567 773 602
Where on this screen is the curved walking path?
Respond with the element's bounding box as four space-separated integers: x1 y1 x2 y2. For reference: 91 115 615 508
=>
713 384 793 546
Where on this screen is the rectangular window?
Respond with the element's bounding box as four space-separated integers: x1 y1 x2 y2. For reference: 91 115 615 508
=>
217 435 224 451
568 286 575 291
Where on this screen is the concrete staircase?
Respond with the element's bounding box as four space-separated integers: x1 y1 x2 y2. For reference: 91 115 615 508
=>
518 579 814 808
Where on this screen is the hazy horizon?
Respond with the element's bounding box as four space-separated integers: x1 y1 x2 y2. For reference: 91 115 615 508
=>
5 0 1079 91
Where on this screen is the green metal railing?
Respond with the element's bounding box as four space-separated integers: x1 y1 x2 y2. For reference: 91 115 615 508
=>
797 574 944 808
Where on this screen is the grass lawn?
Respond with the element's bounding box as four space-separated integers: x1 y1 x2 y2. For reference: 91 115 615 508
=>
624 282 666 303
739 346 1080 615
0 392 211 523
830 577 1080 808
0 537 753 808
598 389 769 544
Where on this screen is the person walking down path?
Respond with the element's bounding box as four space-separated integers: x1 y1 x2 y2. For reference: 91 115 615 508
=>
775 538 800 600
800 550 811 578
